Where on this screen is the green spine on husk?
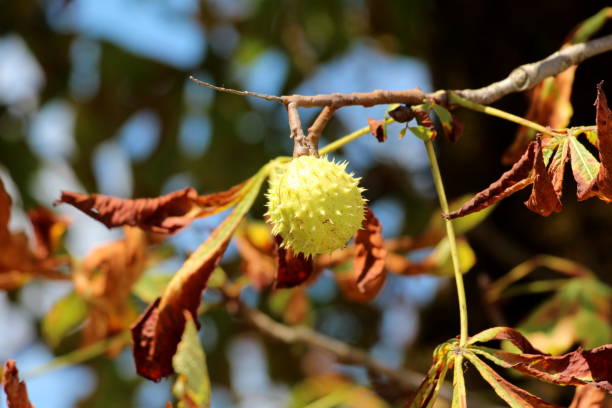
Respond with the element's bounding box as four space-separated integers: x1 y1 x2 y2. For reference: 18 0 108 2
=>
265 155 366 257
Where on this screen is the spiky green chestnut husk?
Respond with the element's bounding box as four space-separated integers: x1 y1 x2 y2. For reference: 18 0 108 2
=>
265 155 366 257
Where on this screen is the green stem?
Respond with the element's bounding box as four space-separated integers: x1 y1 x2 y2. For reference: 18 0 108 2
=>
449 92 559 137
425 140 469 346
319 117 395 155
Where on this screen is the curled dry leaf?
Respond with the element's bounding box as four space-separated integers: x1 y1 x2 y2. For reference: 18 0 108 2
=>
367 117 387 142
336 209 386 302
464 352 561 408
274 235 314 289
469 327 612 392
2 360 35 408
131 170 267 381
27 207 70 260
0 180 66 290
584 82 612 202
75 226 148 346
569 385 612 408
59 180 247 234
525 137 562 215
445 141 537 219
235 221 278 289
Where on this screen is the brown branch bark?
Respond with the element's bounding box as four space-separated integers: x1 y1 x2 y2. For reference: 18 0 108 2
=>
306 106 336 156
457 33 612 104
191 33 612 109
236 298 433 396
191 33 612 156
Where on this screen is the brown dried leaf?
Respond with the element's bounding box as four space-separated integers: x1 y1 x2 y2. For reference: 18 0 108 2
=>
59 181 247 234
413 106 437 140
236 234 276 290
548 137 570 200
474 343 612 392
28 207 70 259
525 137 562 215
0 181 65 290
336 209 387 302
274 235 314 289
445 141 537 219
367 118 387 142
468 326 544 354
465 352 561 408
388 105 415 123
2 360 34 408
584 82 612 202
131 237 228 381
570 385 612 408
131 170 267 381
76 227 148 346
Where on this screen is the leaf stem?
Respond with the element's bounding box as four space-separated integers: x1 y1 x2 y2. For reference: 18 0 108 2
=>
319 118 395 155
449 92 559 137
424 140 469 346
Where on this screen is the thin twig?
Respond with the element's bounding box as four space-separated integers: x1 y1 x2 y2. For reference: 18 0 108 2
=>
238 299 435 396
188 76 283 102
287 102 309 157
191 34 612 109
307 106 337 156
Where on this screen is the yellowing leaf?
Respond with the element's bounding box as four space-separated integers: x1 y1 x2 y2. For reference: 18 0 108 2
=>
172 312 210 408
43 291 88 348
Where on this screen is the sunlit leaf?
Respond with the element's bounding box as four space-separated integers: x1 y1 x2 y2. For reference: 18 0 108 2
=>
132 163 271 381
172 312 210 408
43 290 88 348
568 136 600 201
464 352 560 408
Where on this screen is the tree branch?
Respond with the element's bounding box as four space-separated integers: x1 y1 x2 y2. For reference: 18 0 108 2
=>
237 299 435 397
457 33 612 104
191 33 612 155
307 106 336 156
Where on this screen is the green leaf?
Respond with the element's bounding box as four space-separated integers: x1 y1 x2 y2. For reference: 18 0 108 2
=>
133 273 173 303
172 313 210 408
568 137 600 200
431 237 476 276
399 127 407 139
432 104 454 139
451 355 467 408
409 126 435 141
42 291 88 348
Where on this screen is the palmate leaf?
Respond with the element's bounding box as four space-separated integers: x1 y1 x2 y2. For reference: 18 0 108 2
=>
131 161 275 381
464 352 560 408
405 342 454 408
468 327 612 392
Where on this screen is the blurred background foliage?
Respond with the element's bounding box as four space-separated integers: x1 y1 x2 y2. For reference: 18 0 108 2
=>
0 0 611 407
